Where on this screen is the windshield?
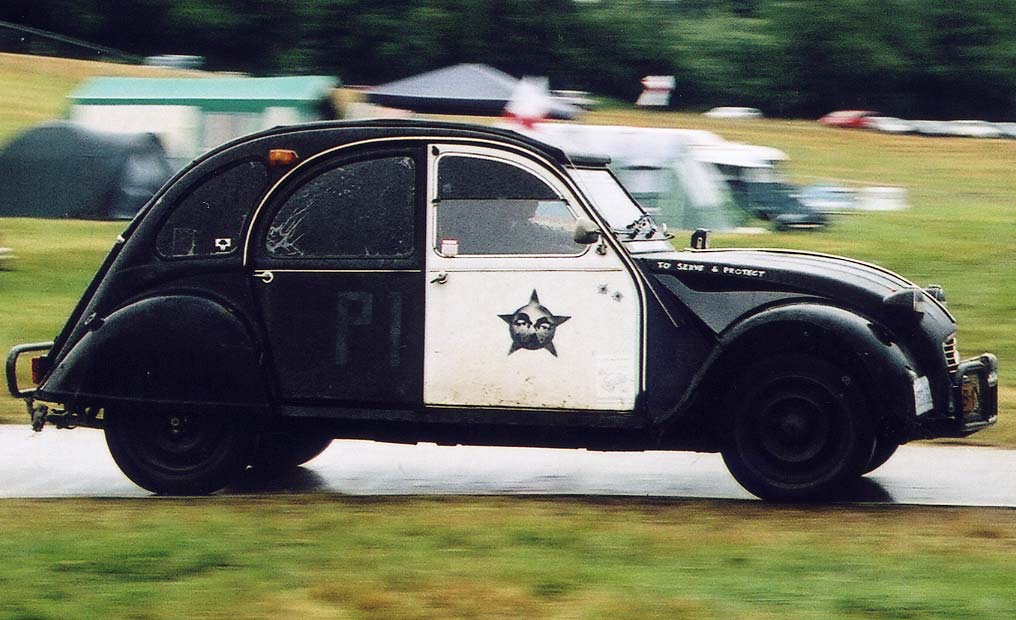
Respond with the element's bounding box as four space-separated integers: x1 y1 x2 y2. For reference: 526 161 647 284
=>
570 168 675 254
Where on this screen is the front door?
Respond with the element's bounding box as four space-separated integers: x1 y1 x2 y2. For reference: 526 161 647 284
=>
424 145 642 411
248 149 425 406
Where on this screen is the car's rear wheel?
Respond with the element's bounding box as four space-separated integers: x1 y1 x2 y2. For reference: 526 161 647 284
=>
251 426 333 473
104 408 255 495
721 355 874 501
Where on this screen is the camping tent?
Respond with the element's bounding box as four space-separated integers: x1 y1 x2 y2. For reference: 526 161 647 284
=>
69 76 339 168
366 64 581 119
0 121 173 220
523 123 744 231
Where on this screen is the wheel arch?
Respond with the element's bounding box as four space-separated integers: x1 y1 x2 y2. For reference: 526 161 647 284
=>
38 293 272 415
688 303 916 446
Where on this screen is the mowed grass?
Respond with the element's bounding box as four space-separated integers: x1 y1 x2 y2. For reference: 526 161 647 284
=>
0 496 1013 620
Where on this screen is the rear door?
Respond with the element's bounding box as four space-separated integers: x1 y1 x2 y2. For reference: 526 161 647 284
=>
247 147 425 406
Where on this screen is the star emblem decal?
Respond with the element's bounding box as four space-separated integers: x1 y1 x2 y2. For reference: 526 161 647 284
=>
499 290 570 356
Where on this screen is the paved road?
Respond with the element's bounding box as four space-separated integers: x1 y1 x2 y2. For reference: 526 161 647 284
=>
1 426 1014 506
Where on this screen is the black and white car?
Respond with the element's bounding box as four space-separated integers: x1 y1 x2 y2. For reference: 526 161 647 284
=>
7 120 998 500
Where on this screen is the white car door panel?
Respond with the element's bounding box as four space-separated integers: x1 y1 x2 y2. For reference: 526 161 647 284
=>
423 144 642 412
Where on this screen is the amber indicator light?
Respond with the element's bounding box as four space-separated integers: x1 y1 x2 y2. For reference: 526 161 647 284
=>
268 149 299 167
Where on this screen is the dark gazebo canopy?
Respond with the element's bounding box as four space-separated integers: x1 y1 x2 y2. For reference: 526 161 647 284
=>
366 63 580 119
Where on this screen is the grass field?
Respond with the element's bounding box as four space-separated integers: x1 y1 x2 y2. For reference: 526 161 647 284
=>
0 497 1013 619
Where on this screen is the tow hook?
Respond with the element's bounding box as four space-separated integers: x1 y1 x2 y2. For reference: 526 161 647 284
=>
29 402 79 431
30 402 48 431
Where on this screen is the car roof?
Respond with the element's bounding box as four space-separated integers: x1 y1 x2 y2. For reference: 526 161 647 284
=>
211 118 611 168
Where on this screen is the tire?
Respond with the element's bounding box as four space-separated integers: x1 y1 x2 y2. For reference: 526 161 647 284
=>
250 426 333 473
104 408 256 495
864 434 900 474
721 355 874 501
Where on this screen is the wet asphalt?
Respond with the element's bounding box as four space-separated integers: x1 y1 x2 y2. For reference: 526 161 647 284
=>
1 425 1014 506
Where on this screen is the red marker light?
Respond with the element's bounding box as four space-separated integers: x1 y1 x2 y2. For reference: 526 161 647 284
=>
30 356 46 385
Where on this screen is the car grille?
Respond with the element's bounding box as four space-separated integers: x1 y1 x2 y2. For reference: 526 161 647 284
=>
943 336 960 375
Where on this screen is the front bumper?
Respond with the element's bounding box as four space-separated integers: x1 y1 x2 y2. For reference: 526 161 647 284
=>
952 353 999 434
918 353 998 438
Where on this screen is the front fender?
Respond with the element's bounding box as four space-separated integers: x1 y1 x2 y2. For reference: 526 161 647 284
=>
39 294 270 413
709 303 919 439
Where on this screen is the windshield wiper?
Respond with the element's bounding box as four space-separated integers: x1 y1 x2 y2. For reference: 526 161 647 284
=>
619 214 671 240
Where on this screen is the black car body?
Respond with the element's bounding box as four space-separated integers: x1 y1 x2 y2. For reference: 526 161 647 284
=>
7 120 998 500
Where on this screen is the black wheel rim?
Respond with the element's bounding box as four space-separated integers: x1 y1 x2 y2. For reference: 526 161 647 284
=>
737 375 852 486
126 411 232 476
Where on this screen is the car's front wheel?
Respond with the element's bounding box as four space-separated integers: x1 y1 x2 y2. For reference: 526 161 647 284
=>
721 355 874 501
104 408 256 495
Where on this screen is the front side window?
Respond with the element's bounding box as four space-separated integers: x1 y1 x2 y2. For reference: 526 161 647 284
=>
434 155 583 256
266 156 415 259
156 159 268 258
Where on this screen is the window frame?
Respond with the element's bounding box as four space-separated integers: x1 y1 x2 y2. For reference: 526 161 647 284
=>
430 149 588 259
154 157 269 261
251 146 425 271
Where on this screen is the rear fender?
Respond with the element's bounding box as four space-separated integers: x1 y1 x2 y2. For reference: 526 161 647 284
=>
39 294 270 413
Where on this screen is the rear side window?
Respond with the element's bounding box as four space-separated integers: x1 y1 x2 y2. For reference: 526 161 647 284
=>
156 160 268 258
265 155 416 259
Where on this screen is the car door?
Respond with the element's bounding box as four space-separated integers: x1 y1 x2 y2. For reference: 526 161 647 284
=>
247 147 425 406
424 144 642 411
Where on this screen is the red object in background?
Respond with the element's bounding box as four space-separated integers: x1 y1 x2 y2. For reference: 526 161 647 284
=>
819 110 877 129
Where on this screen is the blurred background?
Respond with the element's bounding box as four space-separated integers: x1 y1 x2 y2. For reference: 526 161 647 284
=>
2 0 1015 120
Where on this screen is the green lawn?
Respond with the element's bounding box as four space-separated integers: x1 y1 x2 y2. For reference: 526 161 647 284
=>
0 497 1013 620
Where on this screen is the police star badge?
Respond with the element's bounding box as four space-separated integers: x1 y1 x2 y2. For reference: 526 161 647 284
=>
498 290 570 356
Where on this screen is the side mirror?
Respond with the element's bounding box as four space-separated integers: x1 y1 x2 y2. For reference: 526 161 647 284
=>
573 218 601 244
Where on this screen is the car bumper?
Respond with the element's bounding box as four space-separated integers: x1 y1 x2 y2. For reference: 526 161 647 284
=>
916 353 998 438
5 342 52 398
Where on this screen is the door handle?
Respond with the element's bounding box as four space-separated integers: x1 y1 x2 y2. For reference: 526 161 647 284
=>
253 270 274 284
430 272 448 285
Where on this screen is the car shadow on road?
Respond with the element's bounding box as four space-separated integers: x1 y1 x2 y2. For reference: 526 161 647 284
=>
829 476 895 503
227 466 330 494
224 466 896 503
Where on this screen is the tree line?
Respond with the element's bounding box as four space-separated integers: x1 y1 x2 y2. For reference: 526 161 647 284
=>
2 0 1014 119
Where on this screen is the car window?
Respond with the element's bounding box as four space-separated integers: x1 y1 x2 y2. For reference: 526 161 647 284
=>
266 155 415 259
435 155 583 256
156 159 268 258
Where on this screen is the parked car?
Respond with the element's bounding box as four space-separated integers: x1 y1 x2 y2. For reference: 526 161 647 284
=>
910 120 955 137
7 120 998 500
818 110 877 129
704 106 763 120
944 120 1004 139
993 122 1016 139
866 116 915 134
796 185 858 213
